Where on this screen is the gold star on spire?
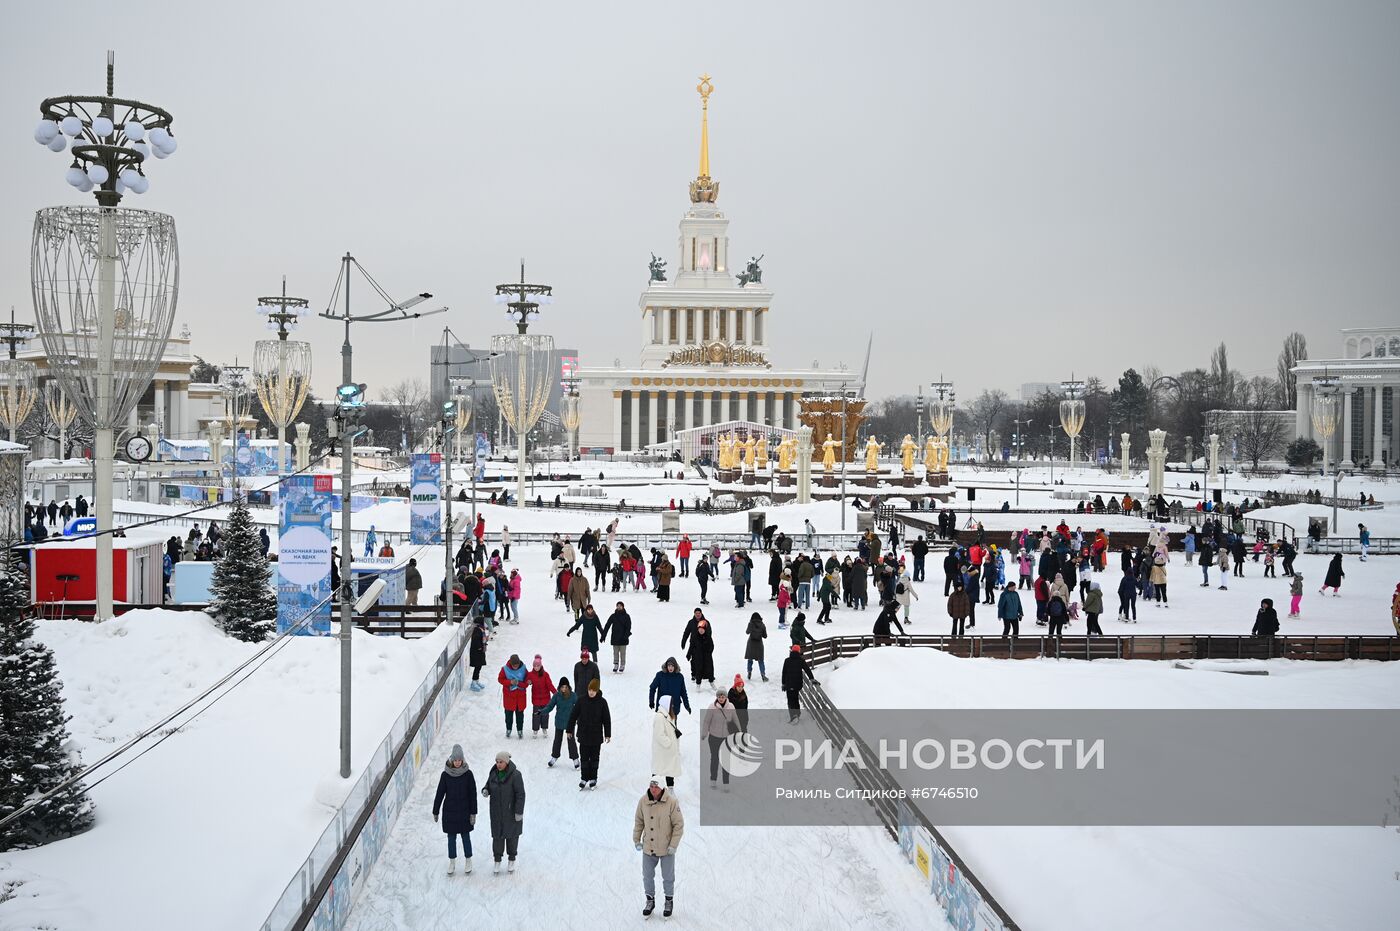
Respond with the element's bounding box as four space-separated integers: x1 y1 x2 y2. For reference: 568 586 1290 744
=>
690 74 719 204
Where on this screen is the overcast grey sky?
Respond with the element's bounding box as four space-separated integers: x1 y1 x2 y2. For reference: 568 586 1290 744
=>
4 0 1398 401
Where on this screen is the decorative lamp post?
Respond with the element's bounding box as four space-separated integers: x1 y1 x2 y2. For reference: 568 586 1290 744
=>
252 281 312 482
1310 372 1340 476
30 52 180 621
0 309 39 442
928 379 954 482
561 380 581 463
44 382 79 458
491 264 555 509
1059 378 1086 470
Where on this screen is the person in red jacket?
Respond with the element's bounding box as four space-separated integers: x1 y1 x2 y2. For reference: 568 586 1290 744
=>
474 514 486 544
1033 576 1051 625
498 654 528 739
676 535 693 578
527 654 556 738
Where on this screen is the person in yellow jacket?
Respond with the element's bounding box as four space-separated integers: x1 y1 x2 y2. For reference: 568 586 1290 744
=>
633 775 685 919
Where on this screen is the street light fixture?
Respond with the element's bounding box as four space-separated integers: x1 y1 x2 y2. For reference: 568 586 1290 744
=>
491 263 555 509
0 308 39 443
30 51 180 621
252 280 312 484
1059 377 1086 470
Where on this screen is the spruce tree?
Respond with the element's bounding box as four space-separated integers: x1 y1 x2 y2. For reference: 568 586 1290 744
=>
0 546 94 850
208 499 276 642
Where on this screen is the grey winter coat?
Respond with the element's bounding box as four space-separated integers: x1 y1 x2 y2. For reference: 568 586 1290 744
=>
481 760 525 839
745 616 767 661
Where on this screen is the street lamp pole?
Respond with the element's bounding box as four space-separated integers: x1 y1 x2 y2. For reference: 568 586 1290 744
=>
319 253 444 779
493 263 556 509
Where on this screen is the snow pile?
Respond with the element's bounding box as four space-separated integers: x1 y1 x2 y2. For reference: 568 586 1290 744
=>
826 648 1400 929
0 610 456 931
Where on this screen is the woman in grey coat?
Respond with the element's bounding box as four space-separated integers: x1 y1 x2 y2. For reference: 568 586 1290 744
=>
744 611 768 681
480 750 526 872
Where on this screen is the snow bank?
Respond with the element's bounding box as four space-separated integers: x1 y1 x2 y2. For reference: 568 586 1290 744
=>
1 610 456 931
826 648 1400 929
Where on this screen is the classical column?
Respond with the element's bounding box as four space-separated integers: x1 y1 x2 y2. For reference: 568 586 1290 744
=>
757 391 769 429
1370 385 1386 472
1296 381 1313 441
633 391 644 453
1340 388 1355 469
650 390 662 446
152 379 166 435
611 390 622 453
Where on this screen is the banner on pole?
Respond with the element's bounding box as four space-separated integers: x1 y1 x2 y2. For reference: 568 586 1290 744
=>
410 452 443 545
474 433 490 481
277 473 335 635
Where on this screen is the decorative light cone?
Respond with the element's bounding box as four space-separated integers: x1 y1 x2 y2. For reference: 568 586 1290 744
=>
253 338 312 476
491 333 555 506
44 381 79 457
928 399 954 474
453 399 472 463
561 393 580 461
0 359 38 442
1310 389 1339 474
1059 397 1086 468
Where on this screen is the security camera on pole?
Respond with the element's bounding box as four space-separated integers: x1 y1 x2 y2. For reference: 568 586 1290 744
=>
30 51 181 621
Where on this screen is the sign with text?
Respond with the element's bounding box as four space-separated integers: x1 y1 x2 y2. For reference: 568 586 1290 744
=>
276 473 335 635
410 453 442 545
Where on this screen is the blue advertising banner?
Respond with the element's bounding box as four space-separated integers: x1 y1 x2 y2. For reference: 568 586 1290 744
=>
235 430 253 477
277 473 335 635
474 433 490 481
410 453 442 545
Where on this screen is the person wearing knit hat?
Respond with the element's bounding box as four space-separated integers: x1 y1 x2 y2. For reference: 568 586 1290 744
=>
573 649 601 698
727 674 749 733
702 689 739 789
498 654 528 739
481 750 525 873
781 643 817 723
634 772 684 918
526 655 556 739
433 743 477 874
565 677 612 790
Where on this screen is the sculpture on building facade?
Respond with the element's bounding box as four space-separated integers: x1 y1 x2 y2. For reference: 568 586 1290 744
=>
648 253 667 283
736 254 764 287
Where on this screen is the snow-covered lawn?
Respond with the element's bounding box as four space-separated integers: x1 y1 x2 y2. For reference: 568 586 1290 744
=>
0 611 455 931
826 648 1400 930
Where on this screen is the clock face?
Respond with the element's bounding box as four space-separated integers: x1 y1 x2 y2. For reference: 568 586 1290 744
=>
125 435 153 462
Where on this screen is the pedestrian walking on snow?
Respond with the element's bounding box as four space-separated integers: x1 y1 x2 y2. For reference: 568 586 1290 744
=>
480 750 525 872
649 657 691 715
433 744 477 874
651 698 683 788
526 655 556 737
601 602 633 673
543 678 579 769
498 654 528 738
744 611 768 681
566 678 612 789
686 619 716 686
702 689 740 788
781 645 816 723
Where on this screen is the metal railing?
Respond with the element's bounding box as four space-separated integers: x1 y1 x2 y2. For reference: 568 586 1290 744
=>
259 619 470 931
1304 536 1400 556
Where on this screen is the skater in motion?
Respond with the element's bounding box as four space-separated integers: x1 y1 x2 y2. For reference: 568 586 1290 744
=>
480 750 525 873
1319 553 1344 596
543 677 579 769
1251 598 1280 638
634 774 684 919
432 744 477 875
498 654 528 739
651 696 683 788
566 678 612 790
781 644 817 723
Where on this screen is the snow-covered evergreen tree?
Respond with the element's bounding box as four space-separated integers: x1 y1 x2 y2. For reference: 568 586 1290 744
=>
0 546 94 850
208 499 276 642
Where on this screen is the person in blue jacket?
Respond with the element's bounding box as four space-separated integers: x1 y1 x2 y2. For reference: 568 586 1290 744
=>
544 677 580 769
432 744 478 874
648 657 691 715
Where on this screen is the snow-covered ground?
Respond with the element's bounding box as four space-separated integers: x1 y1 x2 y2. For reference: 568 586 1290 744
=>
827 648 1400 930
0 611 455 931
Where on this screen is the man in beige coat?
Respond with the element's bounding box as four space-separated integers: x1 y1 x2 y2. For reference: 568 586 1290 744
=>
633 775 685 918
568 572 591 620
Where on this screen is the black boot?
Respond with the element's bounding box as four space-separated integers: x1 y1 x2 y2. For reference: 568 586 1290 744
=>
663 896 673 918
643 895 655 917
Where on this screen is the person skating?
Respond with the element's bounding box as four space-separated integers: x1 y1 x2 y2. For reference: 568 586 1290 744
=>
433 743 478 874
946 582 970 638
996 582 1023 638
651 697 683 788
894 571 919 625
728 675 749 732
543 677 579 769
1117 570 1138 623
566 678 612 790
498 654 528 738
1288 572 1304 618
744 611 768 681
468 615 490 691
1083 581 1104 636
873 600 906 643
480 750 525 872
730 553 749 608
568 571 591 620
526 655 556 739
781 644 816 723
648 657 692 715
695 554 712 605
1320 553 1344 596
602 601 633 673
1150 553 1168 608
634 775 684 919
685 619 715 687
567 603 605 655
789 611 816 651
573 650 601 696
1252 598 1280 638
702 688 740 789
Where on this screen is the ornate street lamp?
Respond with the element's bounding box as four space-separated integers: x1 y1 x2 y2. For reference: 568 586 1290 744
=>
44 381 79 458
1310 371 1340 475
491 263 555 508
1059 378 1086 469
30 52 180 621
252 282 312 481
220 362 252 426
928 379 954 476
0 309 38 442
560 378 581 463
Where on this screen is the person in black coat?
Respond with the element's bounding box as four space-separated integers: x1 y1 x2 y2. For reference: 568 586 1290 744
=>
566 679 612 789
680 608 709 652
433 743 478 873
480 751 525 870
469 617 489 688
942 549 961 596
872 601 906 643
685 619 716 686
1321 554 1345 594
601 602 633 674
1251 598 1280 637
781 645 816 722
768 552 783 599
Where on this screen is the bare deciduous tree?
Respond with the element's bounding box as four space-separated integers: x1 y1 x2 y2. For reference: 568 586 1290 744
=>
964 389 1008 459
1276 331 1307 410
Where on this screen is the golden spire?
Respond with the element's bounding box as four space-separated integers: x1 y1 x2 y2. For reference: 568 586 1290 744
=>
689 74 719 204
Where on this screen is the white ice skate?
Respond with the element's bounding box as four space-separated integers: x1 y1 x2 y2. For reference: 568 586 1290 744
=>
507 859 517 873
448 859 455 875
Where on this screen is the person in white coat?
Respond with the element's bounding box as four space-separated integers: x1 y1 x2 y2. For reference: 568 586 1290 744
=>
893 570 919 624
650 697 683 789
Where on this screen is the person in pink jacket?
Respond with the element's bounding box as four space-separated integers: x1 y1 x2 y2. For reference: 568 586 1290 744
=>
508 569 522 624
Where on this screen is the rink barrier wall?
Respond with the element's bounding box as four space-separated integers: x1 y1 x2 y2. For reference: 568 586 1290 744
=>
257 619 471 931
800 680 1020 931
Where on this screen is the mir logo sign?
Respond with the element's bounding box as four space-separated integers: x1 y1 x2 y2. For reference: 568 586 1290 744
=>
721 736 1104 778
